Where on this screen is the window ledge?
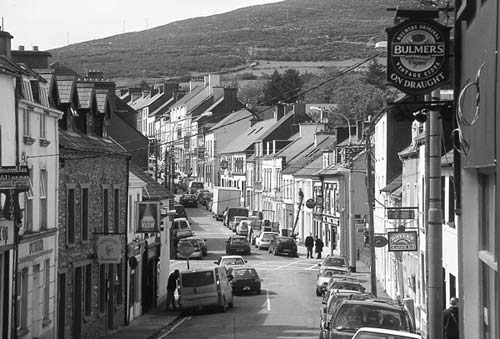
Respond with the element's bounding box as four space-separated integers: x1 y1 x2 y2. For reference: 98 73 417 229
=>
42 318 52 327
40 138 51 147
23 136 36 145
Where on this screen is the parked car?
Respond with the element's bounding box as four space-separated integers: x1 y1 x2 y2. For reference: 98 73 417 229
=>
224 207 249 227
227 266 262 295
225 235 251 255
199 191 213 206
316 266 352 296
235 219 250 236
173 204 187 219
214 255 247 270
177 267 233 314
180 194 198 207
176 236 203 259
323 297 416 339
352 327 423 339
172 218 193 244
268 236 298 257
319 255 349 269
255 231 279 250
188 181 204 194
229 215 247 232
187 234 208 256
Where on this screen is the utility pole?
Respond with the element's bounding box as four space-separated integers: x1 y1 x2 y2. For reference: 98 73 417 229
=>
365 127 377 297
427 89 443 339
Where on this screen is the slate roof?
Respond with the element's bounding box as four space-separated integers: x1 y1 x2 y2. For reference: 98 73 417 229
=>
129 162 173 200
59 129 128 155
150 96 175 117
380 174 402 193
0 55 30 76
292 154 324 177
282 135 335 175
169 85 204 110
95 89 109 114
130 91 165 111
56 75 76 104
50 61 79 76
76 83 95 109
218 110 277 155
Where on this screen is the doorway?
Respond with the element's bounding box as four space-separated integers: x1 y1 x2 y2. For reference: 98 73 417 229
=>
57 273 66 339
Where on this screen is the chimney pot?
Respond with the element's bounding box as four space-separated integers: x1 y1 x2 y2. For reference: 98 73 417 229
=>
18 45 24 51
33 46 38 51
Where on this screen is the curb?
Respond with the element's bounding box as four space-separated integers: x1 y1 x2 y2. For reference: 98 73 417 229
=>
146 314 184 339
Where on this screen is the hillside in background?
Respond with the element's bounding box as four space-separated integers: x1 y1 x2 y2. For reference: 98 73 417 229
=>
49 0 398 81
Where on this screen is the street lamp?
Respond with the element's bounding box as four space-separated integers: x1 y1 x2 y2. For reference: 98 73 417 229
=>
310 106 352 145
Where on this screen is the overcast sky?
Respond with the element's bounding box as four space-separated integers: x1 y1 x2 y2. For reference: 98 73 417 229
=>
3 0 283 50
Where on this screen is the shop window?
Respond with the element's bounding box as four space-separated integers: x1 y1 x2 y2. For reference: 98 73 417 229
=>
43 259 50 323
17 267 28 333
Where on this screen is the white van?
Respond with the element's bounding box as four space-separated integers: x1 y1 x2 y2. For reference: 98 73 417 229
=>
178 267 233 313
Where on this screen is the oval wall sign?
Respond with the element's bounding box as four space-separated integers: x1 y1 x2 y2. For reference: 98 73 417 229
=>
305 199 316 209
374 235 389 248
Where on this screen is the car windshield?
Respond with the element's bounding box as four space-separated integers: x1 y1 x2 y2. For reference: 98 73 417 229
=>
324 257 347 266
331 281 364 292
181 271 214 287
232 268 257 278
174 220 189 229
262 233 276 240
278 237 294 244
333 304 409 332
222 258 245 266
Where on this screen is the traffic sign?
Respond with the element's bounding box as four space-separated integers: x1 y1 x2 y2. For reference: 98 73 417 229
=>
177 241 194 258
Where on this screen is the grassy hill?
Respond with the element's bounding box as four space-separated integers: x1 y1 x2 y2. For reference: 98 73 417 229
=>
49 0 398 81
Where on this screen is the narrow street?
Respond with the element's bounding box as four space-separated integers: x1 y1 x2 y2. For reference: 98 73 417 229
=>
158 205 323 339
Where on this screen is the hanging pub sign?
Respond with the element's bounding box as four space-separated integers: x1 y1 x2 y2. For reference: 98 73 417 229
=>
388 231 418 252
97 234 122 264
386 18 451 95
0 166 30 190
136 201 161 233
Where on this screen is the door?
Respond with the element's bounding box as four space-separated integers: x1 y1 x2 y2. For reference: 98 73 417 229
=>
32 265 40 338
107 264 114 331
73 267 82 339
57 273 66 339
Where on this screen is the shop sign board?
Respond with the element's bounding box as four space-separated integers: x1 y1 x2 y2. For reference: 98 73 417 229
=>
136 201 161 233
386 18 451 95
0 166 30 190
97 234 122 264
388 231 418 252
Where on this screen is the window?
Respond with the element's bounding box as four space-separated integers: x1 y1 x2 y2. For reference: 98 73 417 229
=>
23 109 30 137
43 260 50 321
448 177 455 227
67 187 75 244
103 187 109 233
24 172 34 232
17 267 28 331
40 168 47 230
40 111 47 139
84 264 92 316
81 187 89 242
114 188 119 233
128 195 133 233
99 264 106 313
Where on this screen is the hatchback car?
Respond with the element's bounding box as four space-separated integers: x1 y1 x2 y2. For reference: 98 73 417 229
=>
214 255 248 271
255 232 279 250
176 236 203 259
324 297 416 339
180 194 198 207
268 236 298 257
173 204 187 219
227 266 262 295
188 235 208 256
225 235 251 255
316 266 352 296
172 218 193 243
319 255 349 269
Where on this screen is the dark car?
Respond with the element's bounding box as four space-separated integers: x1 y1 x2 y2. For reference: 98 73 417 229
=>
180 194 198 207
198 191 213 206
174 204 187 219
268 236 298 257
324 297 416 339
176 236 203 259
225 235 251 255
228 266 262 295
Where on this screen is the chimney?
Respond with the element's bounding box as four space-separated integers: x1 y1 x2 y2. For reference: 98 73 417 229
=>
33 46 38 51
274 102 286 120
11 43 52 68
85 70 104 80
0 31 13 58
18 45 24 51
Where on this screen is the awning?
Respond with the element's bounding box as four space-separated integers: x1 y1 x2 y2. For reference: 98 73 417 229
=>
380 174 402 193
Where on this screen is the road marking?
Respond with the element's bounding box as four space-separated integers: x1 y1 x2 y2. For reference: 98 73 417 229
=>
160 316 191 338
266 289 271 311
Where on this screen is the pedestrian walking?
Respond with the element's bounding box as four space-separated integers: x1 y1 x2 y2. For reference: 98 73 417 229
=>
305 233 314 258
315 237 324 259
166 269 180 311
443 297 459 339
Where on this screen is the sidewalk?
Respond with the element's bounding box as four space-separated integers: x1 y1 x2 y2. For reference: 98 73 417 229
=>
99 300 180 339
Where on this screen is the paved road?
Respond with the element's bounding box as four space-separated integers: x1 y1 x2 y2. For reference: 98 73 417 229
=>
159 205 323 339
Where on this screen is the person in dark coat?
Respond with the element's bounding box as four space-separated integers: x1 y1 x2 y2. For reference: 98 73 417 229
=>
315 237 324 259
305 233 314 259
443 297 459 339
166 269 180 311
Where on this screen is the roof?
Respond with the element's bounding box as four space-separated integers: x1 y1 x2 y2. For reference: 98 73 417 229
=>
218 112 277 154
0 55 31 77
129 162 173 200
283 135 335 175
380 174 402 193
318 164 349 176
76 83 95 109
150 96 175 117
169 85 204 110
292 154 324 177
56 75 76 104
209 108 255 132
59 129 128 155
50 61 79 76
